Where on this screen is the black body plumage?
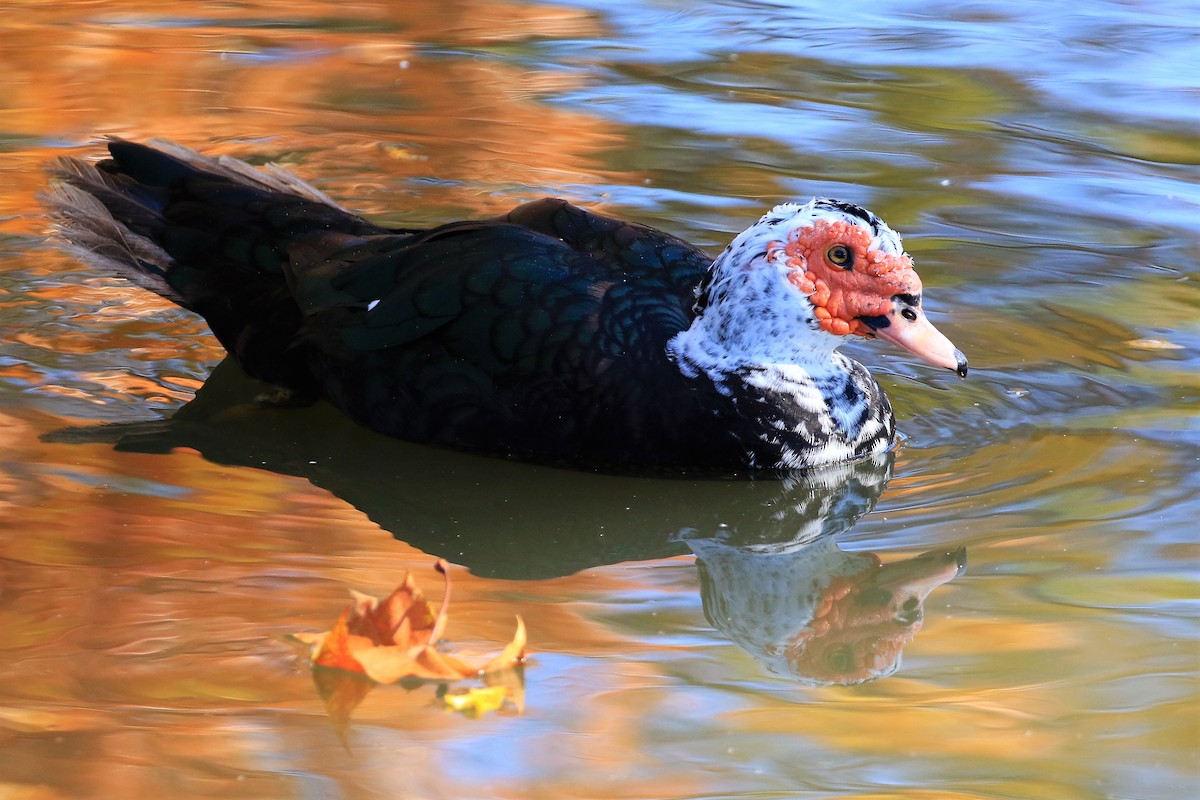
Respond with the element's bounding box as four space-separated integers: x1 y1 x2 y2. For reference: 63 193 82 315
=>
44 140 897 471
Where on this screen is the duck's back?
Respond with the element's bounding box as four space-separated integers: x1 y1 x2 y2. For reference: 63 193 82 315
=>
290 200 720 463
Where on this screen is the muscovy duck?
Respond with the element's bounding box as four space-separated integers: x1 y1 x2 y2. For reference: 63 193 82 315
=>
44 139 965 471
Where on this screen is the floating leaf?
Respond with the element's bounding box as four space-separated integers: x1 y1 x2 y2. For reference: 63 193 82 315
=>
295 560 530 731
439 685 510 717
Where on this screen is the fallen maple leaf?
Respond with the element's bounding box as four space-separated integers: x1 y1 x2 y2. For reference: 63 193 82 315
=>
294 560 529 726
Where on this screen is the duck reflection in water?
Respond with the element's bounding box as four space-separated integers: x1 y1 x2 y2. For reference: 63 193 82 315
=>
47 358 965 684
682 486 966 685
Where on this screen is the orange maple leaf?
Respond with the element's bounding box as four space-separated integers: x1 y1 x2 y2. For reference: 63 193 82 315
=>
295 560 528 723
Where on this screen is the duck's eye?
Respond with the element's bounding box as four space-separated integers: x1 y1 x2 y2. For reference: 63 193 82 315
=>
826 645 855 674
827 245 853 269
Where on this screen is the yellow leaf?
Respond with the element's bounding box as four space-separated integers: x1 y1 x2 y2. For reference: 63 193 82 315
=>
440 685 509 718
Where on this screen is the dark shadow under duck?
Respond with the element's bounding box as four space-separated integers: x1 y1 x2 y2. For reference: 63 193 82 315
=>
42 357 892 579
44 139 966 471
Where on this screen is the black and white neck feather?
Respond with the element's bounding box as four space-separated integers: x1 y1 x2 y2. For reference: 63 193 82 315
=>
667 200 901 469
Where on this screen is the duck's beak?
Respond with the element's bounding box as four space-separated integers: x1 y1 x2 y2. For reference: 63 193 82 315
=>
866 297 967 378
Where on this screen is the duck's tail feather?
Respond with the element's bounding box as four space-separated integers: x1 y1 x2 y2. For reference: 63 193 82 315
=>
42 155 183 303
42 138 378 305
41 138 384 394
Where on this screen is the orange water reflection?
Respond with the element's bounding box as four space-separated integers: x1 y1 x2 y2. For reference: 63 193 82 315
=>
1 0 1197 798
1 0 618 235
0 358 967 796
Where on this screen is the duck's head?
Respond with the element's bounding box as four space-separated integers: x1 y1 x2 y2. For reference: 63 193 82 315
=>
687 199 967 377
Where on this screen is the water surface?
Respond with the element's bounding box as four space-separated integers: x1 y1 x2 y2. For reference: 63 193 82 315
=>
0 1 1197 798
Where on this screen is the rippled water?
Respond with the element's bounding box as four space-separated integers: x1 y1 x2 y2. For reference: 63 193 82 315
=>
1 1 1197 798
